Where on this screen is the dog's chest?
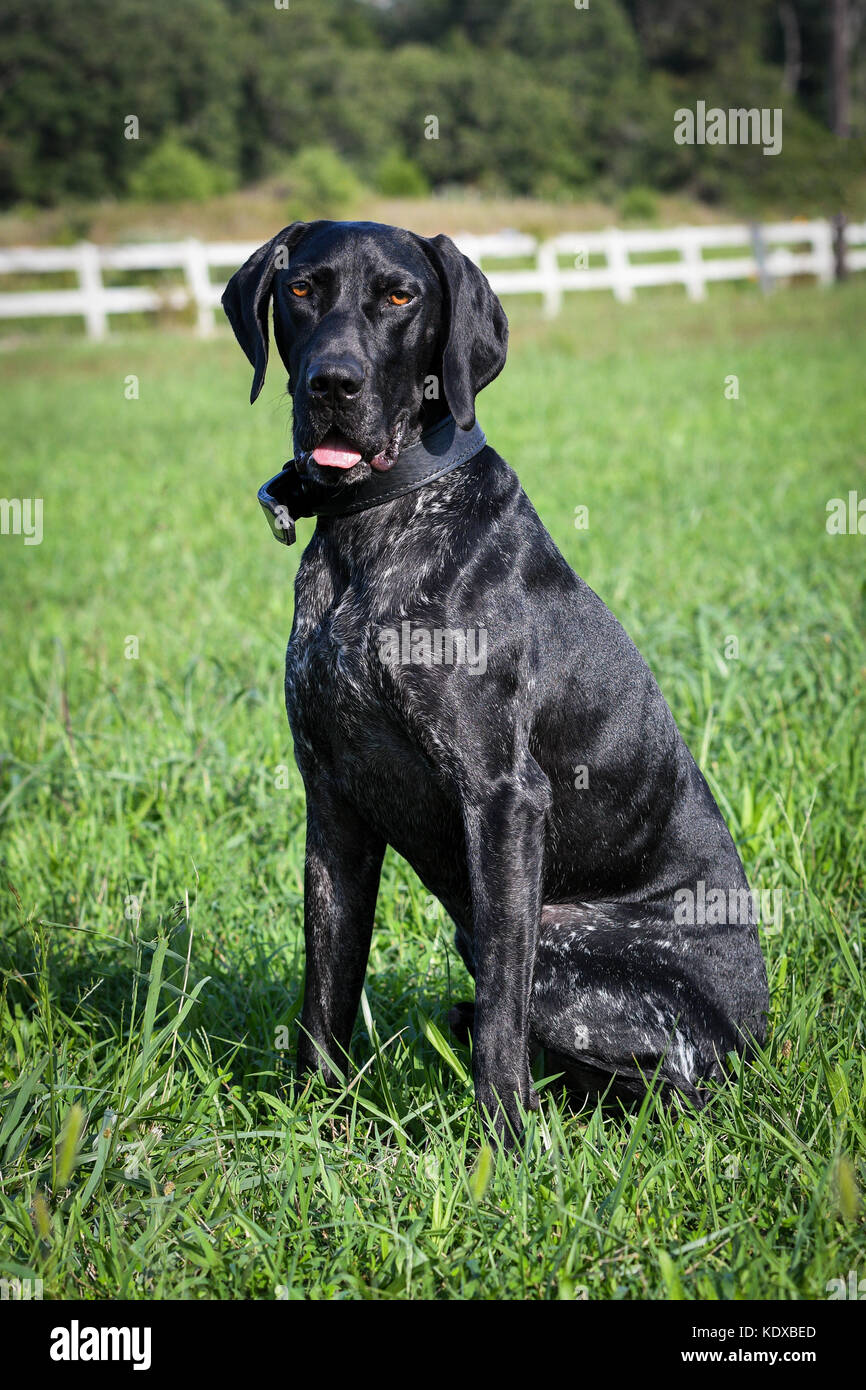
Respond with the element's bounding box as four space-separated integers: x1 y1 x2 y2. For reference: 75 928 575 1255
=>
285 572 444 814
285 605 376 740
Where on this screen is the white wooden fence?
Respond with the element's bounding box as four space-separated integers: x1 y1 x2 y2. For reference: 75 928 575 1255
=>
1 220 864 339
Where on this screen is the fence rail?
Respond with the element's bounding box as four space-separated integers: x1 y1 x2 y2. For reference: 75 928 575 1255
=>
1 219 864 339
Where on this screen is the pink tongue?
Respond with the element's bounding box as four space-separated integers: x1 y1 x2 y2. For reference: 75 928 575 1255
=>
311 432 362 470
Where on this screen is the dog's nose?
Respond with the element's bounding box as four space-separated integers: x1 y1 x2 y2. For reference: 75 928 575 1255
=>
306 355 365 402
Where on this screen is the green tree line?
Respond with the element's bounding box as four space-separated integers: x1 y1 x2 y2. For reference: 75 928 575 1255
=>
0 0 862 211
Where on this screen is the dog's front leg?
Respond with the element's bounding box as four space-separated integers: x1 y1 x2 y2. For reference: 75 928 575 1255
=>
296 779 385 1084
463 757 550 1147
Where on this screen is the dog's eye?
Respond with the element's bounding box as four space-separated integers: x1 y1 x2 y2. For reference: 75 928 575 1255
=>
289 282 310 298
388 290 413 306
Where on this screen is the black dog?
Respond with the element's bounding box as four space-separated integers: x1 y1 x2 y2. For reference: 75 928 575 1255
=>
223 220 768 1144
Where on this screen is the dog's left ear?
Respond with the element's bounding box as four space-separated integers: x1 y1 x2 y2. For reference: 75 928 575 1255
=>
221 222 314 403
413 233 508 430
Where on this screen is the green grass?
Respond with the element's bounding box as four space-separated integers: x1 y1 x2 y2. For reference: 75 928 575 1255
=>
1 282 864 1300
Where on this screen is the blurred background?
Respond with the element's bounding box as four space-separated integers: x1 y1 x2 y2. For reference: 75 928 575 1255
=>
0 0 864 252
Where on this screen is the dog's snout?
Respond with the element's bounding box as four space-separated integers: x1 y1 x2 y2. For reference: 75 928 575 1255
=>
306 354 365 402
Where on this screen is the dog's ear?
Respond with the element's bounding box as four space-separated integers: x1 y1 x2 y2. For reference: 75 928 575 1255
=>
221 222 313 403
414 233 508 430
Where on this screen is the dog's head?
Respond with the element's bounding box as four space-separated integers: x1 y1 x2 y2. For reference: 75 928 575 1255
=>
222 220 507 487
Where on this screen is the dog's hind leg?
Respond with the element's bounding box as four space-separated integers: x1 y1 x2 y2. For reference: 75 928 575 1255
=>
529 903 768 1107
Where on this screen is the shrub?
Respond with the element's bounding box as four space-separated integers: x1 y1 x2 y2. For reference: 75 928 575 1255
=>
128 136 233 203
619 186 660 222
374 150 430 198
283 146 363 219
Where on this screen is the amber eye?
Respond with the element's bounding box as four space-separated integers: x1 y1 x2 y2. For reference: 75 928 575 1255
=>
388 290 412 306
289 282 310 298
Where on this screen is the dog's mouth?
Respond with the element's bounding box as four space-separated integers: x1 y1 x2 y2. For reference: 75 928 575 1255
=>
303 421 405 476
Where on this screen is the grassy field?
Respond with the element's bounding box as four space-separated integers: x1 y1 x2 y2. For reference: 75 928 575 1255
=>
0 280 864 1301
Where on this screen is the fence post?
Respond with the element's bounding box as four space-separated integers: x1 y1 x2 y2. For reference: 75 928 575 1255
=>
749 222 772 295
812 220 834 285
538 239 562 318
605 228 633 303
78 242 107 339
680 233 706 301
185 238 214 337
832 213 848 280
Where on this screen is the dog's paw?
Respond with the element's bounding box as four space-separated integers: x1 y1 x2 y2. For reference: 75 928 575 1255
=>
475 1068 538 1149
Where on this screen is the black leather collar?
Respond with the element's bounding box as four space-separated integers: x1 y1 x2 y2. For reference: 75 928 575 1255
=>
257 414 486 546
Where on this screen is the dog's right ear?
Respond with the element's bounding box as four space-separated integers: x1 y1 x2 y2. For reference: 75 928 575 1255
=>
221 222 313 403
